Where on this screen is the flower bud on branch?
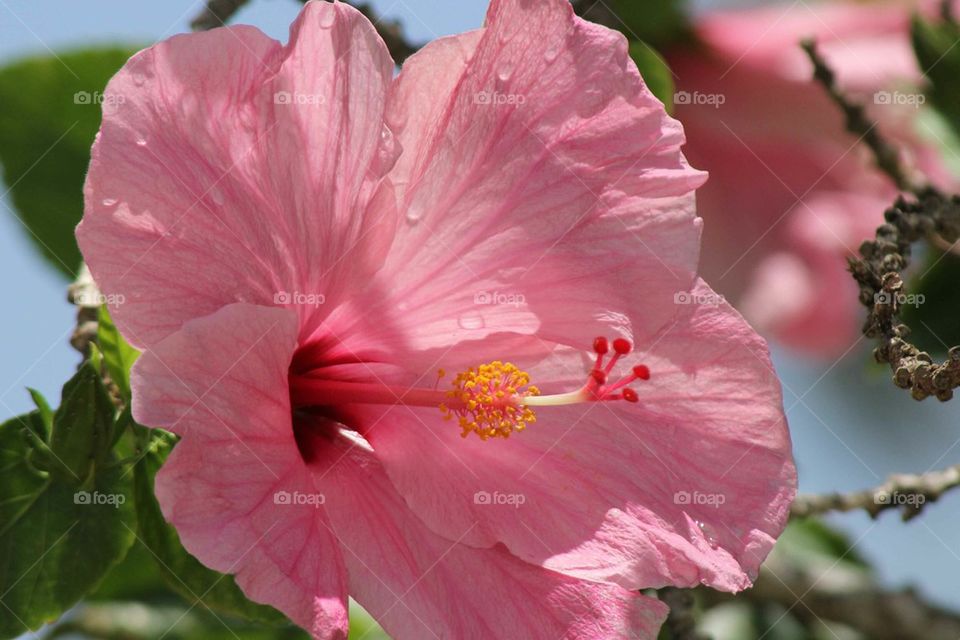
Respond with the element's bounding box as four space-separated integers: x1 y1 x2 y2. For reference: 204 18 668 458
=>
803 39 960 401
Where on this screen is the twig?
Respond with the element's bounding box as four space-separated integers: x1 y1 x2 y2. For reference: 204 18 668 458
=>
658 588 710 640
792 464 960 520
801 39 921 193
803 39 960 400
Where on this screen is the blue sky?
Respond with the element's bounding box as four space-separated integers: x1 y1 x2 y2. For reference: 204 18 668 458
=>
1 0 959 613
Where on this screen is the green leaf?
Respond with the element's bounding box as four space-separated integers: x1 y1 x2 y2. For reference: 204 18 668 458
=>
132 431 288 625
901 250 960 354
0 412 136 638
912 14 960 139
629 42 675 113
47 360 116 484
88 539 171 603
98 305 140 400
0 47 136 278
26 388 53 435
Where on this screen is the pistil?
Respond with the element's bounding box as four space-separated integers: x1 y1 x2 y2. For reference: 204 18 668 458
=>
289 336 649 441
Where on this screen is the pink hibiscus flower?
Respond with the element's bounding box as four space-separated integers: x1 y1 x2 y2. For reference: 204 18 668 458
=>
668 0 954 358
77 1 795 638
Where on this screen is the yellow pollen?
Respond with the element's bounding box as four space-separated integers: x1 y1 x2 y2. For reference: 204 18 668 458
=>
440 361 540 441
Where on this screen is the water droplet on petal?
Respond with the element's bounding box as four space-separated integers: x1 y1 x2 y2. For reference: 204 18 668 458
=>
457 311 485 330
496 64 514 83
375 125 401 174
101 198 118 207
404 200 426 225
131 73 146 87
696 521 720 549
543 43 561 63
135 135 148 146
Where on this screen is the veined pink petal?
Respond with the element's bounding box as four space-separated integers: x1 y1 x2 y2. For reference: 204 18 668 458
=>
300 424 669 640
350 0 704 368
78 1 396 349
362 280 795 591
131 304 349 639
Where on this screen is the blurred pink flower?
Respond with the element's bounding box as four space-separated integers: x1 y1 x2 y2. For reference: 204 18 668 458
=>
668 0 953 357
78 0 795 637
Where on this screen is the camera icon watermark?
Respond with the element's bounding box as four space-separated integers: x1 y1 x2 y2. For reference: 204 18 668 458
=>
274 291 325 307
473 290 526 307
273 490 325 507
873 90 925 108
874 291 925 308
673 290 725 306
74 491 126 509
74 90 126 109
673 490 726 508
874 491 925 507
273 91 326 106
674 90 726 108
473 490 526 508
473 91 526 106
73 291 126 307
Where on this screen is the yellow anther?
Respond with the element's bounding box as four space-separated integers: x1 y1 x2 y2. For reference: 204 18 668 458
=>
439 361 540 441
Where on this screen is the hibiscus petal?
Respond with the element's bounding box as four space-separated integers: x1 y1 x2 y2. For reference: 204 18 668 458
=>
131 303 349 638
78 1 396 349
357 0 705 365
362 280 795 592
301 427 668 640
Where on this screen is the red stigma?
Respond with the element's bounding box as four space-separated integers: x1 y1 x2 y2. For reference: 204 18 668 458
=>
583 336 650 404
612 338 632 355
593 337 609 354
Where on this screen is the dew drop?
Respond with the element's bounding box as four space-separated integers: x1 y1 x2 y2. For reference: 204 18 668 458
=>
135 135 148 146
131 73 146 87
696 521 720 549
375 125 402 173
543 43 561 63
457 311 485 330
404 200 426 225
496 64 514 83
